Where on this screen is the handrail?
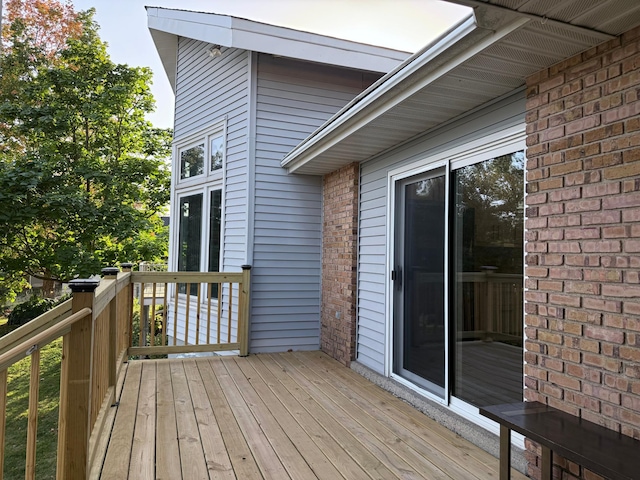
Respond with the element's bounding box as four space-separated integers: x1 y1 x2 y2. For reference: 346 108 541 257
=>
0 307 92 372
131 271 242 283
0 299 73 353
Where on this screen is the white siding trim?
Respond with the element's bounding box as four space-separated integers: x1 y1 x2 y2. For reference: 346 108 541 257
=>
246 51 258 266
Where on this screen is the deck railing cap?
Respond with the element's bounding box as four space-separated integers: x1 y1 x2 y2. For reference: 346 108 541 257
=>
101 267 120 278
69 278 100 292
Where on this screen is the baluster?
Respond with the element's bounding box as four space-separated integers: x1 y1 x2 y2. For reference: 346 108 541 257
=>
206 283 212 344
25 348 41 480
0 369 7 479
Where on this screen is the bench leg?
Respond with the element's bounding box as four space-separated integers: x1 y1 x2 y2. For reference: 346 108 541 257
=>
541 445 552 480
500 425 511 479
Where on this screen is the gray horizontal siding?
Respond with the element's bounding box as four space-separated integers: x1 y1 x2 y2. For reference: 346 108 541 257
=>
169 40 250 348
252 54 380 352
357 90 526 373
174 40 249 279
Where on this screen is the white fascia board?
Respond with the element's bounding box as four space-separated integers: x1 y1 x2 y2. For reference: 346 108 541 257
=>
146 7 409 76
228 29 404 73
281 12 530 174
147 12 233 47
228 17 409 73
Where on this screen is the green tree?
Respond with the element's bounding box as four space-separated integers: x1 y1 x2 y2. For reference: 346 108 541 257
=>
0 5 171 300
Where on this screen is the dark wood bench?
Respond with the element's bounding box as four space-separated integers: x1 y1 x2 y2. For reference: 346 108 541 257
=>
479 401 640 480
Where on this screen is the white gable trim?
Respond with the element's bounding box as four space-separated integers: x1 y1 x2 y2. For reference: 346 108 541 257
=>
146 6 410 93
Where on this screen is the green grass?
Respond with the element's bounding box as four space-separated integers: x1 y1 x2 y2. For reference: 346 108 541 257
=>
4 339 62 479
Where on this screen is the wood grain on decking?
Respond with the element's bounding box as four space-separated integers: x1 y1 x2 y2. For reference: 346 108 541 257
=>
96 351 527 480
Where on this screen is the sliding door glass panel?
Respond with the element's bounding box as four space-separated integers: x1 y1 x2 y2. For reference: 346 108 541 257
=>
451 152 524 406
399 175 446 393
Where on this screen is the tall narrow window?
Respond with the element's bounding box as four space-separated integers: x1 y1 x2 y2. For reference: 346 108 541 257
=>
173 121 225 297
178 193 203 294
451 152 524 406
208 190 222 296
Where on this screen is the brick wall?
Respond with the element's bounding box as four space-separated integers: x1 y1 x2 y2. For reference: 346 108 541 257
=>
321 163 359 366
525 25 640 480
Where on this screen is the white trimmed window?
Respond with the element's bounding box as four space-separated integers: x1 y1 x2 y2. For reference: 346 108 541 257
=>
171 122 226 285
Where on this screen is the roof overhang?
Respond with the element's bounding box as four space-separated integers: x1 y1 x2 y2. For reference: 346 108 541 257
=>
146 6 411 93
282 0 639 175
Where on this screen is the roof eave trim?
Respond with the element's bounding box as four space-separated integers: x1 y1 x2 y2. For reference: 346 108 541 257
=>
146 7 410 75
281 12 530 174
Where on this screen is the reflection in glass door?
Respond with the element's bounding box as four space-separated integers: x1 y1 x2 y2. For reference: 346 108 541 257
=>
451 153 524 406
394 172 446 397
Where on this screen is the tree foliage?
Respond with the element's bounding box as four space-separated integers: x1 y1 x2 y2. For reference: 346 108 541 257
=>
453 153 524 272
0 3 172 300
1 0 83 58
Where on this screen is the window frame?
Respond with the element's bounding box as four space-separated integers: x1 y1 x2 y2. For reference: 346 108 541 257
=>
175 122 226 188
170 120 227 292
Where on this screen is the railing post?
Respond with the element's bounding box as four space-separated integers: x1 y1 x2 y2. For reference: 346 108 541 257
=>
61 278 99 480
121 263 134 349
239 265 251 357
102 267 120 406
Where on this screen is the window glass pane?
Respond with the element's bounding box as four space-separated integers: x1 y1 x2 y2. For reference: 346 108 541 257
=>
210 136 224 172
208 190 222 297
178 194 202 294
180 144 204 179
451 152 524 407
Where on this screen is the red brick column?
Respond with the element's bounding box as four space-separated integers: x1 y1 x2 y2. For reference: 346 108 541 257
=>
321 163 359 366
525 26 640 480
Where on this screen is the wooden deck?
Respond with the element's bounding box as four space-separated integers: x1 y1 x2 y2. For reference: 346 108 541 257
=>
94 351 528 479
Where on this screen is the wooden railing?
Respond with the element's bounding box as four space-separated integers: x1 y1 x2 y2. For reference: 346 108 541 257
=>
130 267 251 357
0 264 251 479
457 271 523 342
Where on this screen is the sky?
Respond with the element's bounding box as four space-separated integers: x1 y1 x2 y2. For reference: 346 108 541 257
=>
70 0 471 129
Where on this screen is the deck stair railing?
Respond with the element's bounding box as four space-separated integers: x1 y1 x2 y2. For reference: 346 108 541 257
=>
0 264 251 479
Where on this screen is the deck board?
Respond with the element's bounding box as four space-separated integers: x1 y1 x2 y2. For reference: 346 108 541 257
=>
171 360 210 480
245 355 369 479
196 359 262 479
129 362 156 480
221 357 318 479
97 352 528 479
235 356 344 480
182 360 235 479
101 361 142 480
155 361 181 480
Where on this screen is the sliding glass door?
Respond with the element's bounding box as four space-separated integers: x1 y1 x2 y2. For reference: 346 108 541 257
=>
393 151 524 408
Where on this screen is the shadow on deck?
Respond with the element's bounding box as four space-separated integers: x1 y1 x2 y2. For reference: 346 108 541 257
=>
93 351 527 480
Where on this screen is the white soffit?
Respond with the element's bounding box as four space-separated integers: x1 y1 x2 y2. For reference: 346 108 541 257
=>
282 0 639 175
146 6 411 93
446 0 640 36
